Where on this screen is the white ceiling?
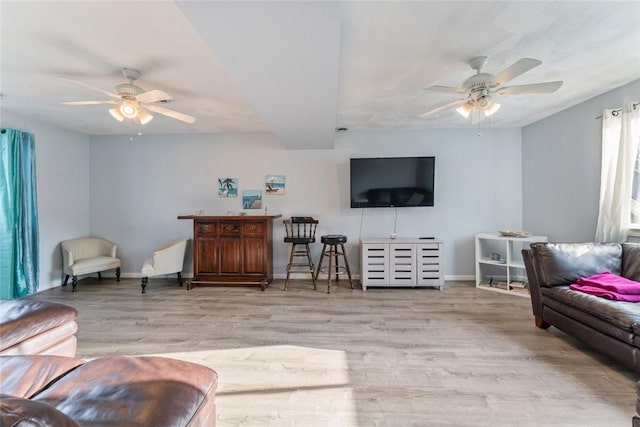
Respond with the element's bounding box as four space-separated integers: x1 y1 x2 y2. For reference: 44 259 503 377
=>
2 1 639 149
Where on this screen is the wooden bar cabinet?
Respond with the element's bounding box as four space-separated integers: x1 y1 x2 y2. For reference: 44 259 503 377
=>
178 214 281 290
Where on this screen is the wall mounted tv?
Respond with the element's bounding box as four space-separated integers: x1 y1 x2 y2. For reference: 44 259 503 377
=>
350 156 435 208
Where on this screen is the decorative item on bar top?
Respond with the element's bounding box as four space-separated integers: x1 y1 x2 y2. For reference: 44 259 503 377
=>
498 230 531 238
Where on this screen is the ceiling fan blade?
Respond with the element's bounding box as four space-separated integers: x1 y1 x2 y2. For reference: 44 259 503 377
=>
491 58 542 86
62 100 118 106
419 99 466 118
59 77 120 99
497 81 563 95
422 85 466 94
137 89 173 104
146 105 196 124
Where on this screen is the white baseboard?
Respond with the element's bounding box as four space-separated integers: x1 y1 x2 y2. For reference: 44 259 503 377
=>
38 272 472 291
444 275 474 281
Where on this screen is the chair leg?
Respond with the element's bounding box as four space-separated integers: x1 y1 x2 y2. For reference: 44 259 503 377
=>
305 243 317 290
327 244 335 294
72 276 78 292
63 275 69 287
341 244 354 289
284 243 297 291
314 244 327 282
177 272 183 287
141 277 148 294
116 267 121 282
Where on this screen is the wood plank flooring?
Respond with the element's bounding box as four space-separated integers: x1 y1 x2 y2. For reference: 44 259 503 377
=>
28 278 637 426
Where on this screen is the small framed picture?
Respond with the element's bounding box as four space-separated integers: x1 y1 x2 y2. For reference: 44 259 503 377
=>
242 190 262 209
265 174 285 195
218 177 238 198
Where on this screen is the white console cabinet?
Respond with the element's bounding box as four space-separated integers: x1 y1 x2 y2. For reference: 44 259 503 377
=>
474 233 547 297
360 238 444 290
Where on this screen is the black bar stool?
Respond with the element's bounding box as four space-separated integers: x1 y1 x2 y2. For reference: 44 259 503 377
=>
314 234 353 293
283 217 318 290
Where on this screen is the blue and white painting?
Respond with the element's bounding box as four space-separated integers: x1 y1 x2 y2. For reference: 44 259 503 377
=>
265 174 285 195
218 177 238 197
242 190 262 209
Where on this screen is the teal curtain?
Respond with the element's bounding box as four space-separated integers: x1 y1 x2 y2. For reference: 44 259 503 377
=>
0 128 39 299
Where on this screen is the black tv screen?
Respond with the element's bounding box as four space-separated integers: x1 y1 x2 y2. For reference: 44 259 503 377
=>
350 156 435 208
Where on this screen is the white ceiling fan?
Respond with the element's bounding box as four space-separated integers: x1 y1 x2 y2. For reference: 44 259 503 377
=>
61 68 196 125
420 56 563 123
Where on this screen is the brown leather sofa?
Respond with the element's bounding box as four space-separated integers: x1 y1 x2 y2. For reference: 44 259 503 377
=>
0 354 218 426
0 299 78 356
1 299 218 425
522 241 640 372
635 382 640 426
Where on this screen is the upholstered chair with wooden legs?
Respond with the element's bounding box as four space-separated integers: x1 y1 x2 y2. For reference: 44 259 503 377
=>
140 238 189 293
61 237 121 292
283 217 318 290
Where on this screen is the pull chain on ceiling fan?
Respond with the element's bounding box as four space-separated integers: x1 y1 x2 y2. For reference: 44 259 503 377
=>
61 67 196 125
419 56 563 122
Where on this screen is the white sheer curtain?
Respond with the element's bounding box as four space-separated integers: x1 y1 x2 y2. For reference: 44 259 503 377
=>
595 103 640 243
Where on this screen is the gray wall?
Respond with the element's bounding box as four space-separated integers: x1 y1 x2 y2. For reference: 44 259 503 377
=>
89 128 522 281
1 111 91 290
522 79 640 241
9 74 637 291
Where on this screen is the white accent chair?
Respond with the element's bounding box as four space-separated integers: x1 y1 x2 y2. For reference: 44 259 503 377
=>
61 237 121 292
140 238 189 293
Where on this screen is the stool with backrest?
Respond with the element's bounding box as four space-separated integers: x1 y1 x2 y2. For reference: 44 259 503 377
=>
314 234 353 293
283 217 319 290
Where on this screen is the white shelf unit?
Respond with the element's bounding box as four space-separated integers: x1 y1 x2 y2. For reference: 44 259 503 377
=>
474 233 547 298
360 238 444 291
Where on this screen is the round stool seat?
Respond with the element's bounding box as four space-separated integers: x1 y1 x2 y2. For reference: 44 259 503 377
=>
321 234 347 245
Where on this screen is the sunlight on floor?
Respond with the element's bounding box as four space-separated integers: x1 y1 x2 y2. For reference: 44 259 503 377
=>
147 345 358 426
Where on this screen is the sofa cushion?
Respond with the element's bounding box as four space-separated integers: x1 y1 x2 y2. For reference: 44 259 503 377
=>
623 243 640 281
68 256 120 276
542 286 640 335
529 242 622 287
0 395 79 427
0 300 77 353
0 355 85 398
33 355 218 426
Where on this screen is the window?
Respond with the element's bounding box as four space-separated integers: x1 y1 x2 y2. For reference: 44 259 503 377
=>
596 103 640 242
632 147 640 229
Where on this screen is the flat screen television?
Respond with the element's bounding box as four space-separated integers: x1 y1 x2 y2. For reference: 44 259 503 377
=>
350 156 435 208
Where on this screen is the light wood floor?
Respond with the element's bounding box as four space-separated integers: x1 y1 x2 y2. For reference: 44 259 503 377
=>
29 278 637 427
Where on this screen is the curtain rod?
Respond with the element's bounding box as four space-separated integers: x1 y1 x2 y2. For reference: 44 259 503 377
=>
595 102 639 119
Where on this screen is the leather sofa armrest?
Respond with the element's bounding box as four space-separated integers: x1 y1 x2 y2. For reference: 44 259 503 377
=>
522 249 544 321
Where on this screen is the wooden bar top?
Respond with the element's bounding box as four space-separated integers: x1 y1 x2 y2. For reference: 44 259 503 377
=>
178 214 282 220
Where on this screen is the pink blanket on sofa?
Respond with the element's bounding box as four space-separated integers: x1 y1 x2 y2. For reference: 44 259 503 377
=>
569 271 640 301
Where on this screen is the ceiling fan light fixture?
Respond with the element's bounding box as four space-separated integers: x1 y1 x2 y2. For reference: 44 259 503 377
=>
109 108 124 122
119 99 138 119
456 102 473 119
137 109 153 125
485 101 501 117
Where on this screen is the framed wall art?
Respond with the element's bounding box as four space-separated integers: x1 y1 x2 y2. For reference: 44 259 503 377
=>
265 174 285 195
218 177 238 197
242 190 262 209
